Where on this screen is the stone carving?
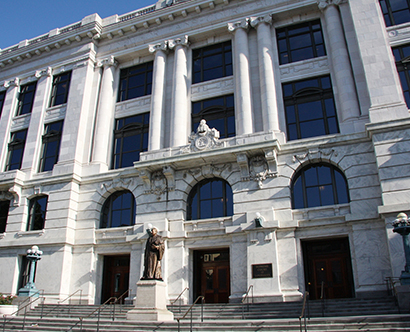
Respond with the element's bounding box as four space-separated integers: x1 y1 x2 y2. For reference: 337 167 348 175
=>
151 171 167 197
249 155 276 189
138 166 175 199
317 0 343 9
141 226 165 281
292 148 338 163
182 119 224 153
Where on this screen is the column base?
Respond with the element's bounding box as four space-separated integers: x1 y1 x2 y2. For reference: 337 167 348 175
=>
126 279 174 322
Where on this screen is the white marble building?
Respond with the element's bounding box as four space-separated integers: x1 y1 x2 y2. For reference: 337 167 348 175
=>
0 0 410 304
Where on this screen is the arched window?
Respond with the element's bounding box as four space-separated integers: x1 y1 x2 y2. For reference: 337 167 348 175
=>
27 195 48 231
0 200 10 233
187 178 233 220
101 190 136 228
291 164 349 209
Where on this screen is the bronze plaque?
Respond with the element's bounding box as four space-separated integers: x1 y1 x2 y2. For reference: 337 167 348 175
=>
252 264 273 278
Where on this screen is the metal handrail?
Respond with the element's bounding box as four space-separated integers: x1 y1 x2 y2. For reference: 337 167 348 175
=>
59 289 83 305
299 291 310 332
2 291 45 332
176 295 204 332
241 285 254 319
320 281 325 317
386 277 401 313
171 287 189 313
113 289 132 314
38 289 83 319
66 296 118 332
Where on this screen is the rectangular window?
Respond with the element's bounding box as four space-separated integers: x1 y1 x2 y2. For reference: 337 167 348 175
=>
117 62 153 102
49 71 72 107
192 41 233 84
380 0 410 27
276 20 326 65
39 120 64 172
283 75 339 141
0 200 10 233
18 256 31 291
192 95 235 138
5 129 28 171
392 44 410 107
16 82 37 116
27 195 48 231
112 113 150 169
0 90 6 118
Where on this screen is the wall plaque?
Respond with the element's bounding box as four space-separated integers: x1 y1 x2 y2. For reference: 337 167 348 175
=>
252 263 273 278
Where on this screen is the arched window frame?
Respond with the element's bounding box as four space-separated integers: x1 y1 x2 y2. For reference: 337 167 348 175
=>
100 190 136 228
27 195 48 231
291 163 350 209
187 178 233 221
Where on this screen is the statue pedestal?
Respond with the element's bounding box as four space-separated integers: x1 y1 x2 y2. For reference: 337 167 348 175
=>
126 280 174 322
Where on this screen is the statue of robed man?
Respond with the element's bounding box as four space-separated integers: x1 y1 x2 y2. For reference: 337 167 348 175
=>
142 227 165 280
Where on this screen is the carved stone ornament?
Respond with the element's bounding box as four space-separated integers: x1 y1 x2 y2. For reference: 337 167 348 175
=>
181 119 224 154
97 56 118 68
249 155 276 189
0 186 20 207
139 166 175 199
292 148 338 163
317 0 343 9
4 77 20 89
227 19 250 32
35 67 52 79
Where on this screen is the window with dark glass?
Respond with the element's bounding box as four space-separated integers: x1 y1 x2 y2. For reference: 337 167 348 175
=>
187 178 233 220
0 200 10 233
16 82 37 116
380 0 410 27
27 195 48 231
392 44 410 107
192 95 235 138
117 62 153 102
5 129 28 171
49 71 71 107
277 20 326 65
193 41 233 84
18 256 32 291
39 120 64 172
112 113 149 169
292 163 349 209
283 75 339 141
0 90 6 118
100 190 136 228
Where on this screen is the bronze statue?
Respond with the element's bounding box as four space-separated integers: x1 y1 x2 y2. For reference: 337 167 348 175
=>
142 227 164 280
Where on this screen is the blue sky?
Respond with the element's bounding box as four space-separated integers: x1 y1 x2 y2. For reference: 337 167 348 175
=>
0 0 157 50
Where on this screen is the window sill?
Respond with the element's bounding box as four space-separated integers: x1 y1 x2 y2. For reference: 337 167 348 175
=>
292 203 351 222
17 229 45 237
184 216 233 233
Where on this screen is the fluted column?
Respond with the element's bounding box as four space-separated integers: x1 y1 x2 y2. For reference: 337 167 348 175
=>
228 20 253 135
250 15 279 132
148 42 168 151
318 0 360 122
92 56 118 165
169 35 189 147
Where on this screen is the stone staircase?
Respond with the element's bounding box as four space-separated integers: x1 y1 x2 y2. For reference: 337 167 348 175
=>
1 297 409 331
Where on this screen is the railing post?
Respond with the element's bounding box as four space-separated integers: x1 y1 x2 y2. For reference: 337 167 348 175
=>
201 297 203 322
97 308 101 332
190 305 193 332
177 318 180 332
3 315 6 332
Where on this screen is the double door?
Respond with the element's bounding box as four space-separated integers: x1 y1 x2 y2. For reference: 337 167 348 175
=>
101 255 130 304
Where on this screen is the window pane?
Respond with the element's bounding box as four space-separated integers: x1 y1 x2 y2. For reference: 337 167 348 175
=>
306 187 320 207
320 184 335 206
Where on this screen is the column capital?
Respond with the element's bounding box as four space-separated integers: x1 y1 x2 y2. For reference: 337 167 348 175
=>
168 35 189 49
96 55 118 68
149 41 168 54
250 15 272 28
3 77 20 89
35 67 52 79
317 0 344 10
227 19 250 33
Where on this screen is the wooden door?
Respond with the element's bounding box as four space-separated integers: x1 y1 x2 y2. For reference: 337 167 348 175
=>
195 249 230 303
101 255 130 304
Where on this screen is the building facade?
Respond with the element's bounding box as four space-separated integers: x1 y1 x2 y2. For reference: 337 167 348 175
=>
0 0 410 304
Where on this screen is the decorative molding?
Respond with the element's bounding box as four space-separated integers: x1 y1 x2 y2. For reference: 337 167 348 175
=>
292 148 338 163
0 186 20 207
137 166 175 199
249 154 277 188
148 41 168 53
181 120 224 154
227 19 249 32
96 55 118 68
168 35 189 49
4 77 20 89
35 67 52 79
317 0 344 10
236 153 249 181
249 15 272 28
101 177 133 192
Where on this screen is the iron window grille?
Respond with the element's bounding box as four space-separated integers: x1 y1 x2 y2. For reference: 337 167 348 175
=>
112 113 150 169
16 82 37 116
192 94 235 138
192 41 233 84
380 0 410 27
392 44 410 107
39 120 64 172
291 163 350 209
5 129 28 171
283 75 339 141
277 19 326 65
117 62 153 102
100 190 136 228
187 178 233 220
27 195 48 231
49 71 72 107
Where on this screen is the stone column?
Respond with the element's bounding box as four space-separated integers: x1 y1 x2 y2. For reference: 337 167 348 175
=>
148 42 168 151
250 15 279 132
228 19 253 136
347 0 409 122
169 36 189 148
318 0 360 122
92 56 118 166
